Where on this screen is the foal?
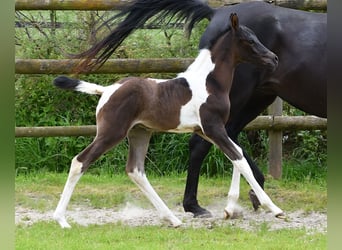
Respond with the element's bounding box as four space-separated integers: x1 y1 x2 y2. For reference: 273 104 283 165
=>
53 13 283 228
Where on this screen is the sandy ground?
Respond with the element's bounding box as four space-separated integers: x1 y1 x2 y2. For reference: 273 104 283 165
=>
15 202 327 233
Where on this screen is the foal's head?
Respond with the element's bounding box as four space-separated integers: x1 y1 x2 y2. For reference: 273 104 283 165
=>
211 13 278 72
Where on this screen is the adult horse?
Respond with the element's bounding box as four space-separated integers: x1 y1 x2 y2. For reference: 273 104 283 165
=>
75 0 327 217
53 14 282 228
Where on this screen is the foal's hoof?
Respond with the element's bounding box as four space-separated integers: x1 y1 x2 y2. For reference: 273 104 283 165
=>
224 210 230 220
224 209 242 220
248 189 261 211
275 212 286 220
169 218 182 228
54 216 71 228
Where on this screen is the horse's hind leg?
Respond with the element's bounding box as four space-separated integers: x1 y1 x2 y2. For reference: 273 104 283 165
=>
53 130 126 228
126 127 182 227
183 135 213 217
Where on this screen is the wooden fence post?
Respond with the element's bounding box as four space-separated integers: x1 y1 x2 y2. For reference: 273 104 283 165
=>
268 97 283 179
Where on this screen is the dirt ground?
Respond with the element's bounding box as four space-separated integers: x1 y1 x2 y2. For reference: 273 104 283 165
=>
15 202 327 233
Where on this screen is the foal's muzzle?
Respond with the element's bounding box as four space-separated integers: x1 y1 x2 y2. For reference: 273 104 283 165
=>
264 52 278 72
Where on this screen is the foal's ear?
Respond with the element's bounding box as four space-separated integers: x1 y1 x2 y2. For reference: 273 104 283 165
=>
230 13 239 31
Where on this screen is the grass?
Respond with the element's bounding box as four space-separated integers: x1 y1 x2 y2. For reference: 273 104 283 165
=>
16 222 326 250
15 172 327 249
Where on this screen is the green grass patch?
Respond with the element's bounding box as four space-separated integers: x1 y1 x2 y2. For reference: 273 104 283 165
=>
16 221 326 250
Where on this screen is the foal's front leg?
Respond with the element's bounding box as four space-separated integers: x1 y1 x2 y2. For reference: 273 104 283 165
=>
202 125 284 218
126 127 182 227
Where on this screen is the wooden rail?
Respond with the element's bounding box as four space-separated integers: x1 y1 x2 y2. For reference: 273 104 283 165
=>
15 0 327 11
15 58 193 74
15 116 327 137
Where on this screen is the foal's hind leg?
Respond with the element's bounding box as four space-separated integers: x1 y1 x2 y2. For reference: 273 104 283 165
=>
126 127 182 227
53 131 126 228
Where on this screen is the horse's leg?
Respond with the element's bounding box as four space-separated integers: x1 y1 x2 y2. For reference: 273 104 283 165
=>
202 124 284 218
183 134 212 217
53 128 127 228
227 93 277 210
126 127 182 227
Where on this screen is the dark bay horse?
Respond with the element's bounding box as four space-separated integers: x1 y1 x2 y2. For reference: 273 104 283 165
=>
53 14 283 228
75 0 327 217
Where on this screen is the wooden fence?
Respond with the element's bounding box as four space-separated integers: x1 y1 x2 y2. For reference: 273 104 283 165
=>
15 58 194 74
15 116 327 137
15 0 327 178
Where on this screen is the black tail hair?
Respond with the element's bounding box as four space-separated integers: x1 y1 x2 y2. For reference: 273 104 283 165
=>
74 0 214 73
53 76 80 90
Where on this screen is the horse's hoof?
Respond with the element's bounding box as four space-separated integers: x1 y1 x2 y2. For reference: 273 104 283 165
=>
249 189 261 211
275 212 286 220
184 203 212 218
193 209 212 218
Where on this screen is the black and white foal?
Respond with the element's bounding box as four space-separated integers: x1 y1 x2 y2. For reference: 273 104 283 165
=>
52 13 283 228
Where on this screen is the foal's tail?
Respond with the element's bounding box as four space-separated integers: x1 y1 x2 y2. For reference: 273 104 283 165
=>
74 0 214 73
53 76 105 95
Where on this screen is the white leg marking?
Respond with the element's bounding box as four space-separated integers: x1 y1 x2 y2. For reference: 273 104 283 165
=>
223 139 283 217
128 169 182 227
232 157 283 216
53 156 83 228
224 166 241 219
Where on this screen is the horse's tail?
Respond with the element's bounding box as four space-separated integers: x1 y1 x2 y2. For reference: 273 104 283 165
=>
74 0 214 73
53 76 105 95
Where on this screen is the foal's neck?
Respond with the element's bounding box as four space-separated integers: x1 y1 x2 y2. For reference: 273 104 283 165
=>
178 49 215 80
208 34 237 93
178 47 236 94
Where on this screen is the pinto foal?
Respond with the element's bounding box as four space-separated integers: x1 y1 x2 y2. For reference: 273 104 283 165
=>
53 13 283 228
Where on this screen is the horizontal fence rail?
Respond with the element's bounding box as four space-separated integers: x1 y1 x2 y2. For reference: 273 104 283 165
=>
15 21 184 30
15 116 327 138
15 0 327 11
15 58 194 74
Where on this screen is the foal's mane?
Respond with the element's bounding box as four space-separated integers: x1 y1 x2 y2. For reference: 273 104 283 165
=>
201 20 232 50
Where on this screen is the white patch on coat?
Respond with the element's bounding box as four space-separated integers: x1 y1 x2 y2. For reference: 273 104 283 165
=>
148 78 169 83
96 84 122 116
176 49 215 131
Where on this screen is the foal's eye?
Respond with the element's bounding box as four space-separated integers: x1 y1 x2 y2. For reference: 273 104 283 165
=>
248 40 255 45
